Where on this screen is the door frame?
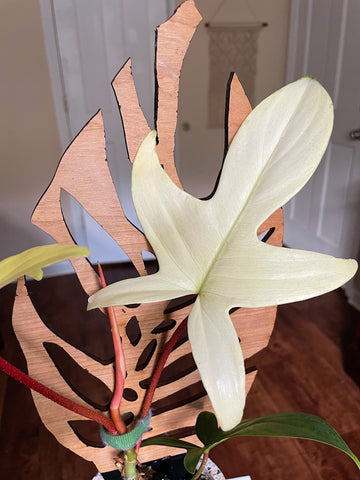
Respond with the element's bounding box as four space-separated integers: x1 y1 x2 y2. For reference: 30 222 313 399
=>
39 0 72 152
37 0 177 268
38 0 176 153
285 0 360 309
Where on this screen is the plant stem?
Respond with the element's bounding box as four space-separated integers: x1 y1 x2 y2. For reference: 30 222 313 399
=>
98 263 127 434
191 452 209 480
124 447 138 480
0 355 118 434
140 316 188 418
134 317 188 454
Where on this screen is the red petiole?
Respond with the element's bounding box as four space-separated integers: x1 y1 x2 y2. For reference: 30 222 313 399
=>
0 355 118 434
1 265 190 445
134 316 188 452
140 316 188 418
98 263 127 434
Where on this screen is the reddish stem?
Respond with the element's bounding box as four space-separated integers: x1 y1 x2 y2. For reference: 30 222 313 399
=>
0 355 117 434
140 317 188 418
135 317 188 452
98 263 127 434
191 451 209 480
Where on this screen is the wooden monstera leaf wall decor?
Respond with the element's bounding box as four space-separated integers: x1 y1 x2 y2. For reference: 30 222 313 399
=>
11 0 282 473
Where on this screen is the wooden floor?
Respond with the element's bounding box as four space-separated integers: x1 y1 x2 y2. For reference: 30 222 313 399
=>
0 274 360 480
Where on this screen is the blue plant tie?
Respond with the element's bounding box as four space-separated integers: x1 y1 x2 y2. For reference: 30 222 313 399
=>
101 412 152 451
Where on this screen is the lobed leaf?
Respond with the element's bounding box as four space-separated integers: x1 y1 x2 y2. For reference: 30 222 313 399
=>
89 78 358 430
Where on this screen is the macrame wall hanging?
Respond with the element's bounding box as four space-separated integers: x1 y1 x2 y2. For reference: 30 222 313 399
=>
206 0 267 128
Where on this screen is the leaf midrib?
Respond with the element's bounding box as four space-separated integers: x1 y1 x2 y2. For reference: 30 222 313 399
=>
197 86 309 295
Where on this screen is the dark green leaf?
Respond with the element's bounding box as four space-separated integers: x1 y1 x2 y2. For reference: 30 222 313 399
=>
140 436 197 450
142 412 360 472
196 411 219 445
184 447 206 474
197 412 359 470
140 435 205 474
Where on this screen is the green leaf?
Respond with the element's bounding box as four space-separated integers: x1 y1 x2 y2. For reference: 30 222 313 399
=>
184 448 207 475
228 412 360 469
196 411 219 445
191 412 360 470
88 78 358 430
141 436 198 450
0 244 90 289
140 437 204 474
140 436 205 475
142 412 360 473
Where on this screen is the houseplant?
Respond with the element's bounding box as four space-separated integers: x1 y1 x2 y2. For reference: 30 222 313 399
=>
87 76 360 478
1 76 360 479
0 1 359 479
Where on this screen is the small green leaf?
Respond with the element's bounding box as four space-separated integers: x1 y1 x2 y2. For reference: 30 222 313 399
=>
184 447 206 475
141 436 197 450
140 436 204 474
196 411 220 445
0 244 90 289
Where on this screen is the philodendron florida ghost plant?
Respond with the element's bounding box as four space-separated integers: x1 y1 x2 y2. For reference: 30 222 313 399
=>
88 78 359 476
88 77 355 430
1 78 359 480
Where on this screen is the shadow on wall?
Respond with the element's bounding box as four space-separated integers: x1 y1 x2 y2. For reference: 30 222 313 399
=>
0 213 74 277
0 214 44 257
0 0 61 262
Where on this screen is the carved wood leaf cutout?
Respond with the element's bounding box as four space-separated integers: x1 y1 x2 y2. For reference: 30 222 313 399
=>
12 0 283 472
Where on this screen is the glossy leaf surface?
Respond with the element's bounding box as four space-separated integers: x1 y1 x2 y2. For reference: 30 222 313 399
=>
143 411 360 474
89 78 358 430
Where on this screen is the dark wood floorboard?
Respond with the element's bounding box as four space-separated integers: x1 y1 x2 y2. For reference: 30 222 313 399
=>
0 271 360 480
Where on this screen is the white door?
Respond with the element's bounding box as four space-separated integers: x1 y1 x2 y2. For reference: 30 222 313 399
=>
284 0 360 306
39 0 174 264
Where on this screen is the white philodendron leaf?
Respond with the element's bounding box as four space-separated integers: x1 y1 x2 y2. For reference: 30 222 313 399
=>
88 78 358 431
0 244 90 289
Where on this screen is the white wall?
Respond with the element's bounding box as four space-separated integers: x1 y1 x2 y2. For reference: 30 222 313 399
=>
176 0 291 198
0 0 61 260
